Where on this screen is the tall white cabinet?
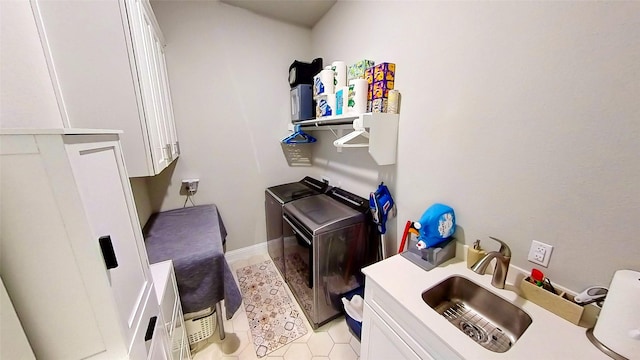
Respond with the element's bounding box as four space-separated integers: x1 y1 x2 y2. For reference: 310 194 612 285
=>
0 130 169 359
1 278 35 359
30 0 179 177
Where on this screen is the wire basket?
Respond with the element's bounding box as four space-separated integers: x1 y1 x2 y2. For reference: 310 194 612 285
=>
281 142 313 166
185 313 216 345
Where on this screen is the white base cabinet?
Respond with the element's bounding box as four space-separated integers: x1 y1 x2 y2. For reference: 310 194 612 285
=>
0 130 167 359
360 276 462 360
150 261 191 360
361 303 424 360
148 312 171 360
31 0 179 177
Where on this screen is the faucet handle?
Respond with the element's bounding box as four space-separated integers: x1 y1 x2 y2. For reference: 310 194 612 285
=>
489 236 511 258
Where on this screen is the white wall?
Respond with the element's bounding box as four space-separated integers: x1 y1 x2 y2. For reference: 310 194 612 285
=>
130 178 153 227
310 131 399 255
0 0 62 128
148 1 316 250
312 1 640 291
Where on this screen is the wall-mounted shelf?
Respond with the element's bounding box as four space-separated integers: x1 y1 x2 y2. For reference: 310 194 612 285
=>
287 113 400 165
291 113 361 128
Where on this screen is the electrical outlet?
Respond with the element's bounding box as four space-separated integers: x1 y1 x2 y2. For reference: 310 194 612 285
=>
181 179 199 194
528 240 553 267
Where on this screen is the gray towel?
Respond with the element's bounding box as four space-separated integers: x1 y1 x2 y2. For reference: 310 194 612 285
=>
144 204 241 320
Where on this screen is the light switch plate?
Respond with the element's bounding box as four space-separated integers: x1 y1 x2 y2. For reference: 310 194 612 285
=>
528 240 553 267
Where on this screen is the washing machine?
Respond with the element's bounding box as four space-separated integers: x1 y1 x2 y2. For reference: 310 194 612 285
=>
265 177 328 277
282 187 370 328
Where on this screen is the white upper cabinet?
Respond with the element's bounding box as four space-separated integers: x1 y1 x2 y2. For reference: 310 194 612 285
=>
127 0 179 173
31 0 179 177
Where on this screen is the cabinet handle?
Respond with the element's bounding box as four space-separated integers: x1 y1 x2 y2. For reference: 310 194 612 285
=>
145 316 157 342
174 141 180 155
99 236 119 269
163 144 171 160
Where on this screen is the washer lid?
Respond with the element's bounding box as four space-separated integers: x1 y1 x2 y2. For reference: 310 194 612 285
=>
284 194 364 234
266 177 327 204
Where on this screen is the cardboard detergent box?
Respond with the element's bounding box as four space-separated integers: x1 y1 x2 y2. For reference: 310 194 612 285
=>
348 59 375 80
366 68 375 112
373 62 396 82
367 83 373 113
372 98 388 113
364 67 375 85
372 79 394 100
372 62 396 101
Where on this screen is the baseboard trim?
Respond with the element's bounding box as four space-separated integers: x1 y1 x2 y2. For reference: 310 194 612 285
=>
225 242 268 263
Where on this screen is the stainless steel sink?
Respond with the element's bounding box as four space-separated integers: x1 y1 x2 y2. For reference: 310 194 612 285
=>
422 276 532 353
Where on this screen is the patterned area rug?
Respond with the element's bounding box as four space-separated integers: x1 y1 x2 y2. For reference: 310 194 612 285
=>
236 260 308 357
284 252 313 314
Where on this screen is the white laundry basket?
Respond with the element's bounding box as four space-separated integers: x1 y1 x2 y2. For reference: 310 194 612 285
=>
185 313 216 344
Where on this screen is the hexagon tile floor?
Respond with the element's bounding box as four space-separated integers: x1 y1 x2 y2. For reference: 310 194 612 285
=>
190 253 361 360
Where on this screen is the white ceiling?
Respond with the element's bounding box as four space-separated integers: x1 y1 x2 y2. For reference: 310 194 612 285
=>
220 0 336 28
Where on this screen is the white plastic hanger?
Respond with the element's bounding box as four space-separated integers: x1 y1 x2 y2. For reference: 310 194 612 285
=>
333 118 370 148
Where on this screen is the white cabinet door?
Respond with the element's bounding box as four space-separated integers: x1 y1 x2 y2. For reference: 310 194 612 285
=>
361 303 429 360
156 37 180 161
145 1 179 167
1 133 125 359
127 0 177 174
148 321 171 360
129 0 168 173
66 137 154 351
362 278 463 360
0 278 35 360
0 131 164 359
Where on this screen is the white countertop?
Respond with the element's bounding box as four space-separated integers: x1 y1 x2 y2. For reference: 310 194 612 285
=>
149 260 172 303
362 253 609 360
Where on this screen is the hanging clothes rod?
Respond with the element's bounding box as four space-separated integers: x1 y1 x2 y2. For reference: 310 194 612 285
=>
333 117 370 148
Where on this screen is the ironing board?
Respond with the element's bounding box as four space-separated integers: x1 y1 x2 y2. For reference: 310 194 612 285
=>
143 204 241 339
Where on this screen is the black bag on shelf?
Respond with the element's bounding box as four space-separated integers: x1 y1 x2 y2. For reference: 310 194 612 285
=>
288 58 323 88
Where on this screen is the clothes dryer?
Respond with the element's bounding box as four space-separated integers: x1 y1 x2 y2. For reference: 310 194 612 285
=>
265 177 328 277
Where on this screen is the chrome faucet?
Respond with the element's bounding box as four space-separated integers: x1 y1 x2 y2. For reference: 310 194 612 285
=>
471 237 511 289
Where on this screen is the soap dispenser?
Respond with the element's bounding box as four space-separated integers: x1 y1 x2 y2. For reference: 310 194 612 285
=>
467 240 486 268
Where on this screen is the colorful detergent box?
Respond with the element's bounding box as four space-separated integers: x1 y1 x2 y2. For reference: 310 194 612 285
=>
373 62 396 82
348 59 375 80
372 98 388 113
372 80 394 100
366 69 375 107
364 67 374 85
